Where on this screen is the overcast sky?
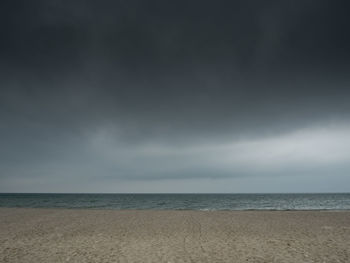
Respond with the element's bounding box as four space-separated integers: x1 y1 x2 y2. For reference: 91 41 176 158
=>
1 0 350 193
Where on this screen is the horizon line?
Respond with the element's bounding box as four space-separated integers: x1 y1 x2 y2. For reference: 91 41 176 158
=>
0 192 349 195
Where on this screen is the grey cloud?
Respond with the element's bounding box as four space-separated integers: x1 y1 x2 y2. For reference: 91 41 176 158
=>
1 0 350 192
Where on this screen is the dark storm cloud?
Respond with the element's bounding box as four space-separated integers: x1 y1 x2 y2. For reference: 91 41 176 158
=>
2 0 350 70
1 0 350 192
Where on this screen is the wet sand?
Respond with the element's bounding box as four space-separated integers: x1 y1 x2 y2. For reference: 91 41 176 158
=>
0 208 349 262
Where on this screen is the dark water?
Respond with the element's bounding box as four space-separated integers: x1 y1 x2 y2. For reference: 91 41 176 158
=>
0 193 349 211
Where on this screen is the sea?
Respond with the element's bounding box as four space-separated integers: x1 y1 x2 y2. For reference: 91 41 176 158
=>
0 193 349 211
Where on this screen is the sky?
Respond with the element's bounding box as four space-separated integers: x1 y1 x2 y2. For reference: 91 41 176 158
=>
1 0 350 193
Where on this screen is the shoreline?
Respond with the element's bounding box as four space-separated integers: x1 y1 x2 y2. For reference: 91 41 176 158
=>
1 206 350 211
1 208 350 262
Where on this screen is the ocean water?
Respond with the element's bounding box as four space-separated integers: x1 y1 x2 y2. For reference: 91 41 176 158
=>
0 193 349 211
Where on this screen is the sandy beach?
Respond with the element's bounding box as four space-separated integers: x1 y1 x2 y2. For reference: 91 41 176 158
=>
0 208 349 262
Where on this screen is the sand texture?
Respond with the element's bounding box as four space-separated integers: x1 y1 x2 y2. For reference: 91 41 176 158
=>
0 208 349 263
